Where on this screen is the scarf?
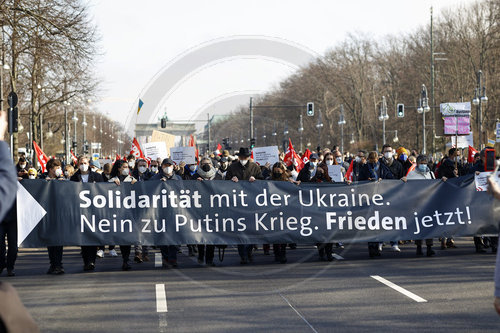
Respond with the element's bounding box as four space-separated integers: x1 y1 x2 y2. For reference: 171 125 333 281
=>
197 166 216 180
368 162 379 179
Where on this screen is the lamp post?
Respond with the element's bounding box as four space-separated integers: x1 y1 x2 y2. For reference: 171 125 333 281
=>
350 132 355 145
417 84 431 154
338 104 346 154
316 109 323 150
472 70 488 149
262 125 267 146
272 122 277 146
72 108 78 155
298 114 304 153
378 96 389 145
63 101 70 163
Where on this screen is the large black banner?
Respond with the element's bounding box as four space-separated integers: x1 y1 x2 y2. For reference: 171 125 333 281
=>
17 176 499 247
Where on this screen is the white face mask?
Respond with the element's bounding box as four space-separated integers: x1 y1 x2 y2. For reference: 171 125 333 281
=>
355 156 361 163
91 167 97 173
80 164 89 172
310 161 317 168
336 157 343 164
163 166 173 175
64 171 69 177
55 168 63 177
121 168 130 176
20 164 26 169
128 161 135 169
325 160 334 166
189 165 197 172
151 166 158 173
240 159 248 166
29 175 36 180
138 166 147 174
384 152 393 159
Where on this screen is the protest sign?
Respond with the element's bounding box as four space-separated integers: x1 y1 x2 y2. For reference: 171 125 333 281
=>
170 147 196 165
327 165 343 182
252 146 279 166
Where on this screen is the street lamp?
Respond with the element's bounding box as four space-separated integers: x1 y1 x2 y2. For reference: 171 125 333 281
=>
393 130 399 143
378 96 389 144
298 114 304 152
316 109 323 150
418 84 430 154
472 70 488 148
350 132 355 145
72 108 78 155
338 104 346 154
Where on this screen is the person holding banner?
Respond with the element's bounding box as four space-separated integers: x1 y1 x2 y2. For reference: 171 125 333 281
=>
150 158 182 268
108 160 137 271
195 157 223 266
486 175 500 315
132 158 153 182
40 159 66 275
70 156 105 271
226 148 263 264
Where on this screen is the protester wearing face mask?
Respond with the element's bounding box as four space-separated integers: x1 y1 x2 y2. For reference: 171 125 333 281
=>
132 159 153 182
396 147 413 176
150 160 159 174
194 158 223 266
217 156 230 179
64 164 75 179
183 160 200 180
150 158 182 268
402 155 438 257
297 153 320 182
350 150 367 182
358 151 394 257
16 157 29 180
108 160 137 270
90 160 102 174
226 147 263 264
27 168 38 180
101 163 112 181
70 156 104 271
39 159 66 274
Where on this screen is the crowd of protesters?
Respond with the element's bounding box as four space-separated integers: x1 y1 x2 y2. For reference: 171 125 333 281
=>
0 139 499 278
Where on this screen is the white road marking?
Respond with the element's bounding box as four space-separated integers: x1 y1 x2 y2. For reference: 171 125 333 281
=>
332 254 344 260
156 284 168 312
155 253 162 268
370 275 427 303
158 313 168 332
279 293 318 333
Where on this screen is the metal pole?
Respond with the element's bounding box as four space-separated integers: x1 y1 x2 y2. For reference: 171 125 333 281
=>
382 118 386 145
478 70 483 149
249 97 253 141
73 110 77 155
422 107 426 154
83 109 87 153
430 6 436 155
207 112 211 151
299 114 303 153
64 106 68 163
39 112 43 150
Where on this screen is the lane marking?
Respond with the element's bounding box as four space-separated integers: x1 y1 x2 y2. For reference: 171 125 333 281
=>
332 254 344 260
370 275 427 303
158 313 168 332
279 293 318 333
156 284 168 312
155 253 162 268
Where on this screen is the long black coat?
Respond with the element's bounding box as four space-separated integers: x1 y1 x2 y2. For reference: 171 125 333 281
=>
0 142 17 222
225 161 263 181
70 170 105 183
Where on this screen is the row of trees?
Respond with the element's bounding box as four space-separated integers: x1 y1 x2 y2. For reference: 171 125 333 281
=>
0 0 128 161
209 0 499 155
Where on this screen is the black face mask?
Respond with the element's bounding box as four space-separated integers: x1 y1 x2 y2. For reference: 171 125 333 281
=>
201 164 211 172
273 171 283 178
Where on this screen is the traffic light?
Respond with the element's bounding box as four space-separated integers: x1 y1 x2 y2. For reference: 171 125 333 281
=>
307 102 314 116
8 107 18 133
72 141 77 149
83 140 89 154
397 104 404 118
250 138 256 148
160 117 167 128
222 137 229 148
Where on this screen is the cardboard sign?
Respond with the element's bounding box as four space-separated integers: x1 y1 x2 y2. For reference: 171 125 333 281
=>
474 171 500 191
151 130 176 156
170 147 196 165
327 165 343 182
252 146 279 166
444 116 470 135
143 142 168 161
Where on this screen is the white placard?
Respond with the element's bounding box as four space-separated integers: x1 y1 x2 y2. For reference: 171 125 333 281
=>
252 146 279 166
451 132 474 148
440 102 471 116
474 171 500 191
327 165 343 182
170 146 196 165
143 142 168 161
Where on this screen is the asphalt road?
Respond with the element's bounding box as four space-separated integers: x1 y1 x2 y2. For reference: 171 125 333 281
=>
3 238 499 332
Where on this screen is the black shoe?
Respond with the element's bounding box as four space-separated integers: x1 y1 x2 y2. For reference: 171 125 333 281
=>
84 263 95 271
446 240 457 248
54 266 65 275
426 248 436 257
122 261 131 271
134 255 143 263
289 244 297 250
7 269 15 277
47 266 55 274
416 246 424 256
240 257 248 264
326 254 334 262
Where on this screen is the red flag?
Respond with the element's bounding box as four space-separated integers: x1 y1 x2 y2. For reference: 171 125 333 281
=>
345 159 354 181
467 145 478 164
188 134 199 160
115 154 121 162
405 163 416 176
130 137 145 159
302 149 312 163
284 139 304 172
33 141 49 173
70 149 78 165
215 143 222 155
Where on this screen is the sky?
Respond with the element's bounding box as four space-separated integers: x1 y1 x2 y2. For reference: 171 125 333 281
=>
88 0 476 134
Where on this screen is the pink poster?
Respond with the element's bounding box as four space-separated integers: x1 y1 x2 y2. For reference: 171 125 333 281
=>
444 116 470 135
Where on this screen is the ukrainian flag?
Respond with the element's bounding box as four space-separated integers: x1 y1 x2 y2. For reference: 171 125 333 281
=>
137 99 144 115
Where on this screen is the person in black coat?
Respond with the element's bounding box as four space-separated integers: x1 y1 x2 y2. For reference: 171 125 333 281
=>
70 156 105 271
0 111 17 223
380 144 403 179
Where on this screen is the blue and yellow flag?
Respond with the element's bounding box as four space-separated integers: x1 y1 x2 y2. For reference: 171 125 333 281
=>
137 99 144 115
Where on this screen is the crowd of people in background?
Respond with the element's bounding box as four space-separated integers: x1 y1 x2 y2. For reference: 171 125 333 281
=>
0 141 498 277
